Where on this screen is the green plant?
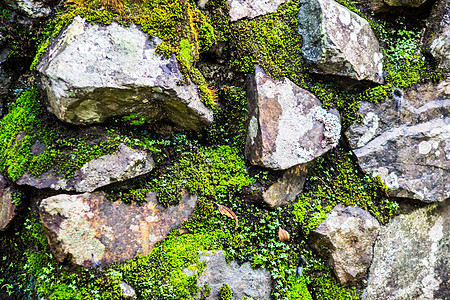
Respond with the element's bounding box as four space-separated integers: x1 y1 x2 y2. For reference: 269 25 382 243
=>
218 284 233 300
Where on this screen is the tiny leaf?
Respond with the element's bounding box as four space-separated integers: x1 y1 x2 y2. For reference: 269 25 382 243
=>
216 203 238 229
278 227 290 243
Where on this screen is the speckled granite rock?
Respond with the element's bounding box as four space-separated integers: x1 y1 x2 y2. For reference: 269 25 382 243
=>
345 80 450 202
310 205 380 284
39 191 197 268
3 0 52 18
226 0 290 21
363 201 449 300
245 65 341 170
18 143 154 193
37 16 213 130
185 250 273 299
297 0 383 83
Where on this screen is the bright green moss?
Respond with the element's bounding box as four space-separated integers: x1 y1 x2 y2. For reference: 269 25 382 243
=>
31 0 217 109
218 284 233 300
287 275 313 300
293 146 398 235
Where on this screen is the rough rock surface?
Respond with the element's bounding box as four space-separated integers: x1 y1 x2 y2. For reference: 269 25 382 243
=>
0 173 21 231
186 250 272 299
39 191 197 267
297 0 383 83
262 164 308 207
310 204 380 284
3 0 52 18
363 201 449 300
226 0 290 21
18 143 154 192
245 65 341 170
37 16 213 130
345 80 450 202
427 0 450 72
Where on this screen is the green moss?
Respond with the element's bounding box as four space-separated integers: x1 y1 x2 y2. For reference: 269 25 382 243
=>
293 145 398 235
218 284 233 300
31 0 217 109
287 275 313 300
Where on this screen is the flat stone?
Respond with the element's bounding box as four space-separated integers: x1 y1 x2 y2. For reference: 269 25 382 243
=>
37 16 213 130
0 173 22 231
310 204 380 284
262 164 308 207
297 0 383 83
185 250 272 299
245 65 341 170
363 200 449 300
345 80 450 202
39 191 197 268
226 0 290 21
18 143 155 193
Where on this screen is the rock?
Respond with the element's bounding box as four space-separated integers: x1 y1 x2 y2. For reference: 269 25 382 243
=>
3 0 52 18
297 0 383 83
0 173 23 231
310 204 380 284
120 281 136 299
185 250 272 299
226 0 290 22
345 80 450 202
363 200 449 300
37 16 213 130
262 164 308 207
426 0 450 72
39 191 197 267
245 65 341 170
17 143 154 193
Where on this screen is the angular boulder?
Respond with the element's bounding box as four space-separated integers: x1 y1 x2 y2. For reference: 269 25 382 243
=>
0 173 22 231
245 65 341 170
18 143 154 193
297 0 383 83
310 204 380 284
39 191 197 267
345 80 450 202
363 201 449 300
3 0 52 18
426 0 450 72
185 250 272 299
226 0 290 22
37 16 213 130
262 164 308 207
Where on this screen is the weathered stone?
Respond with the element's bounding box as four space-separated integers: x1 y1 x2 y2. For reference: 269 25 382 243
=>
0 173 22 231
120 281 136 299
185 250 272 299
363 200 449 300
39 191 197 267
262 164 308 207
345 80 450 202
297 0 383 83
426 0 450 72
226 0 290 22
245 65 341 170
310 204 380 284
37 16 213 130
3 0 52 18
18 143 154 192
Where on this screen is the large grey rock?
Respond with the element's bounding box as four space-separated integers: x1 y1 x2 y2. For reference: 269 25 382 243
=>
226 0 290 21
3 0 52 18
185 250 272 299
39 191 197 268
363 201 449 300
297 0 383 83
345 80 450 202
37 16 213 130
262 164 308 207
245 65 341 170
18 143 154 192
310 204 380 284
427 0 450 72
0 173 22 231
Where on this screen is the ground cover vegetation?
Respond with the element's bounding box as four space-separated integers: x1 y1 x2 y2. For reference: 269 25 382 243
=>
2 0 443 298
